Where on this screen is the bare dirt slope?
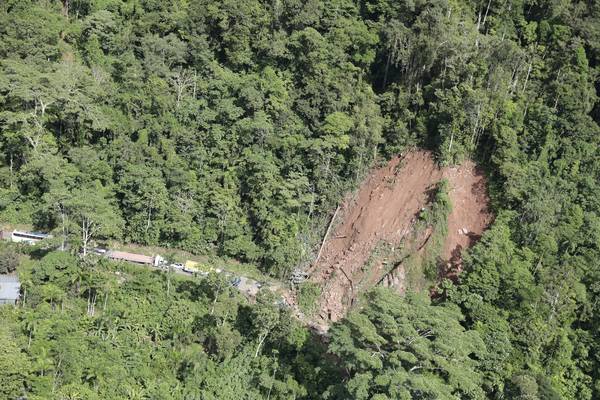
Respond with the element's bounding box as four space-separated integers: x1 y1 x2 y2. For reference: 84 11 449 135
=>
308 150 491 325
441 162 494 277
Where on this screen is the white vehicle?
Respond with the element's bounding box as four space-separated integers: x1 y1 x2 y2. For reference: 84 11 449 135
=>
153 254 166 267
11 230 52 245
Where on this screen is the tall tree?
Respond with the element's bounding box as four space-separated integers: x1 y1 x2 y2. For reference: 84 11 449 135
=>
68 182 123 256
328 288 487 399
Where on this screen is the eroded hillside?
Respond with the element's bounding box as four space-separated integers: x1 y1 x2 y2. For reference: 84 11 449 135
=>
307 150 492 325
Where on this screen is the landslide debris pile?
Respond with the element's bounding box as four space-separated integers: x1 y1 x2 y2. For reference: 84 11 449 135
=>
308 150 492 324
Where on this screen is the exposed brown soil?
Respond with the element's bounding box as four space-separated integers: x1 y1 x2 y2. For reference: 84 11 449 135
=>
440 162 494 279
307 150 492 327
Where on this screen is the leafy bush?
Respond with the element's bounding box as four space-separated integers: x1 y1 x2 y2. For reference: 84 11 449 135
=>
0 245 19 274
419 180 452 280
298 282 321 316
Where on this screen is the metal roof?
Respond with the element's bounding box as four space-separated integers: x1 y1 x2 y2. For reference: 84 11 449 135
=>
107 250 154 264
0 275 20 302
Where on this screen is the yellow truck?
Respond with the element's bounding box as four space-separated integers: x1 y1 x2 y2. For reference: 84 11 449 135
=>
183 260 213 275
183 260 199 273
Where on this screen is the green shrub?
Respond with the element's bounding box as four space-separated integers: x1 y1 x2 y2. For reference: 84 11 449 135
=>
0 245 19 274
298 282 321 316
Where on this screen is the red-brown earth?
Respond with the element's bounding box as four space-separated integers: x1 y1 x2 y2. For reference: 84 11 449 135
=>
307 150 492 326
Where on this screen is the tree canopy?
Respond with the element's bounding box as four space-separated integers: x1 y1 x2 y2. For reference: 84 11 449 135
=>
1 0 600 398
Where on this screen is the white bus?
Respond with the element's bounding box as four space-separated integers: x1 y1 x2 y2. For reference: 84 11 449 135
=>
11 230 52 245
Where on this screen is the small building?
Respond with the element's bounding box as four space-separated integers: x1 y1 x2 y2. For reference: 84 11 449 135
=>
107 250 154 265
11 230 52 245
0 275 20 305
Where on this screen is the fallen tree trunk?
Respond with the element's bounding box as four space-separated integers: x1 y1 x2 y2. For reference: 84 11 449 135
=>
313 204 340 267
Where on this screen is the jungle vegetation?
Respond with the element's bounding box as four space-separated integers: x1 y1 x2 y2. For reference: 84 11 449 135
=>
1 0 600 398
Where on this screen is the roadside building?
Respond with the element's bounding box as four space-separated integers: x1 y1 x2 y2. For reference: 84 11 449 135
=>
107 250 154 265
0 275 20 305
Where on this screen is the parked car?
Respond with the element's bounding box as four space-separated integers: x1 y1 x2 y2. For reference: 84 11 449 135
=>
230 277 242 287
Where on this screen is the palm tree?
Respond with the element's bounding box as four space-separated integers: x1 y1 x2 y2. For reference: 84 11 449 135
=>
21 310 37 349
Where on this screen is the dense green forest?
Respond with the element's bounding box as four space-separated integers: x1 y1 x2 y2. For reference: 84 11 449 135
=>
1 0 600 398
